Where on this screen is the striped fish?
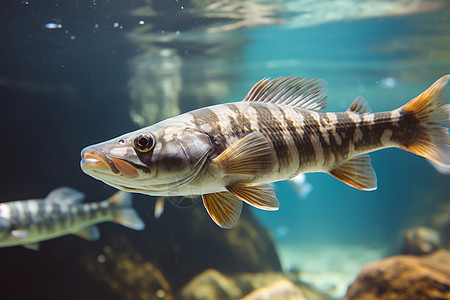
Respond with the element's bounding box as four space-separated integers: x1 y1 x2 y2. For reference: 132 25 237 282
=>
0 187 145 250
80 75 450 228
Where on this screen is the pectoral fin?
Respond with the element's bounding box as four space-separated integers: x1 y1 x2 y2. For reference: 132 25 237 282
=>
329 155 377 190
212 132 275 176
74 226 100 241
227 183 280 211
202 192 243 229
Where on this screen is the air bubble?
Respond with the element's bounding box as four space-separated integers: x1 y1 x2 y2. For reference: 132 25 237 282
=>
97 254 106 263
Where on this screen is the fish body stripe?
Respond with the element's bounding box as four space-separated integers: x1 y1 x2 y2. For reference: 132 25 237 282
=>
0 199 115 246
249 103 290 173
177 102 419 179
189 107 228 154
78 74 450 229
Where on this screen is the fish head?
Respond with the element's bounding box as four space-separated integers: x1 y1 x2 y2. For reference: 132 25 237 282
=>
80 124 213 195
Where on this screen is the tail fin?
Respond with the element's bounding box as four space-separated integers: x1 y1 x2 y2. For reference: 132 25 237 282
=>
400 75 450 167
108 191 145 230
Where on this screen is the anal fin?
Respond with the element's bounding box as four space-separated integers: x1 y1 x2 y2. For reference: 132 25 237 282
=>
329 155 377 191
227 183 279 211
23 243 39 251
74 225 100 241
202 192 243 229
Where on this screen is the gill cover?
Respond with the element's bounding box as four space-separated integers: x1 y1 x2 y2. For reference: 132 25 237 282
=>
145 127 213 185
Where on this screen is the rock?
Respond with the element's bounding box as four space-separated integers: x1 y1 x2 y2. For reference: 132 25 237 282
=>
147 203 282 290
241 279 307 300
441 219 450 249
179 270 307 300
0 194 281 300
234 272 292 296
178 269 241 300
81 236 173 300
344 250 450 300
403 226 441 255
80 201 282 296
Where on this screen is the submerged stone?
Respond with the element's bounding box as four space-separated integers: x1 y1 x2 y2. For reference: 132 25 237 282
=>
344 250 450 300
180 270 308 300
402 226 441 256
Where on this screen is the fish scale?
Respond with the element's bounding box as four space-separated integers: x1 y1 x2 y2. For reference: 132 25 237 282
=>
80 75 450 229
188 102 390 175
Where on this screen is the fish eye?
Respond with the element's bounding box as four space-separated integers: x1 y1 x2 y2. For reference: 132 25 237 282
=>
133 133 155 152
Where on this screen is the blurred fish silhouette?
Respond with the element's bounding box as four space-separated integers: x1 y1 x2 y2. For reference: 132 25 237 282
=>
288 174 312 199
81 75 450 228
0 187 144 250
154 197 165 219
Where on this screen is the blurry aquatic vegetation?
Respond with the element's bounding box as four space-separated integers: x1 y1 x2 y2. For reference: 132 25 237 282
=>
195 0 282 33
127 49 183 126
126 0 282 126
124 0 448 126
372 2 450 82
129 0 282 33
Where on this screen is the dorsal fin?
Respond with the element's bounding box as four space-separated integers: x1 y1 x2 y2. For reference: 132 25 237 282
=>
23 243 39 251
243 76 328 111
44 187 85 205
347 96 372 114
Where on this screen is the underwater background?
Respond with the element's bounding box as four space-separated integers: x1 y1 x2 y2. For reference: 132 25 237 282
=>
1 0 449 299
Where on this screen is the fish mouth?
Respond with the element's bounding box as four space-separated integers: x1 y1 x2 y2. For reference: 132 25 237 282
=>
80 149 138 178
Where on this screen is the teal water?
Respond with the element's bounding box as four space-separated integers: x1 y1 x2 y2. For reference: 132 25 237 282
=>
236 14 450 248
1 1 449 299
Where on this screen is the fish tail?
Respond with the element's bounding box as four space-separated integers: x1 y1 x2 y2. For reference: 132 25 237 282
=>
399 75 450 166
108 191 145 230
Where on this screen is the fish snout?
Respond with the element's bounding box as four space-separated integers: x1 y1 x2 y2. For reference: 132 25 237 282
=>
80 147 140 178
80 148 121 174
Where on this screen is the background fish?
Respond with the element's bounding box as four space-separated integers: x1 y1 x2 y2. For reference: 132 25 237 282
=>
0 187 145 250
287 174 313 199
80 75 450 228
